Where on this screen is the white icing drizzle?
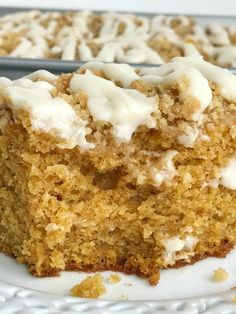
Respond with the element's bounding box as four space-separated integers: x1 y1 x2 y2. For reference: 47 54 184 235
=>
129 150 178 187
182 43 201 57
174 56 236 102
80 62 139 87
69 70 156 142
152 150 178 186
116 39 165 64
192 25 210 44
61 35 77 61
45 223 59 234
206 23 231 46
10 39 33 58
0 75 93 150
184 236 199 250
204 46 236 67
163 237 185 263
78 37 164 64
163 235 198 264
151 15 191 32
220 158 236 190
141 57 212 123
24 70 57 82
202 158 236 190
214 46 236 67
178 126 199 148
139 55 236 149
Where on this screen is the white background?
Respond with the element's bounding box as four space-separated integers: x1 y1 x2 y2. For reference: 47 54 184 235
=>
0 0 236 16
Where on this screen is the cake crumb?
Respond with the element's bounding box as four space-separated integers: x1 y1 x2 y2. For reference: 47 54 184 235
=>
148 272 160 285
232 295 236 303
107 273 121 284
70 274 106 298
213 268 229 282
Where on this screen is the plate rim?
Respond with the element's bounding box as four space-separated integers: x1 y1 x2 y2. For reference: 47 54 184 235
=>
0 279 235 313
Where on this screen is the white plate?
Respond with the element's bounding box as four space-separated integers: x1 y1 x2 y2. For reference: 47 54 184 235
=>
0 248 236 313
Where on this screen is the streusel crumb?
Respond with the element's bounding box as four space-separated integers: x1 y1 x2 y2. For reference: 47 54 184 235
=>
213 268 229 282
71 274 106 298
108 274 121 284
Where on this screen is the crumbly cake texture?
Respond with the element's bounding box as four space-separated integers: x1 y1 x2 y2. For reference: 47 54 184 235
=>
0 56 236 285
1 10 236 67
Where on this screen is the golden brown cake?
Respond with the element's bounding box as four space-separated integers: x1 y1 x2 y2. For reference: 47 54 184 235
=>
0 56 236 285
0 10 236 66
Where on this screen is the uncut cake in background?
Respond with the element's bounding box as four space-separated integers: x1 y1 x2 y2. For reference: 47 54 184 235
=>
0 10 236 67
0 56 235 285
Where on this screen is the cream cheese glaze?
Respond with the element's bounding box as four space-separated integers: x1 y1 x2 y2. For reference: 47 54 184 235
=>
80 62 139 87
163 235 198 264
220 158 236 190
24 70 57 82
141 56 213 123
69 70 156 142
202 158 236 191
175 56 236 102
177 126 200 148
152 150 178 186
0 76 94 150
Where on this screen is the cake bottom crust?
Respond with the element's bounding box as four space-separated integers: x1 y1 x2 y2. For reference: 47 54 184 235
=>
23 240 235 286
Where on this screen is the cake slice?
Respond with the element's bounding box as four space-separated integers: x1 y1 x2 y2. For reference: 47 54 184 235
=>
0 56 235 285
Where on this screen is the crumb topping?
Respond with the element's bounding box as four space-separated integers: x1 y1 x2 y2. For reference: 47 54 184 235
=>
0 56 236 192
0 56 235 152
0 76 93 150
69 70 156 143
141 58 212 123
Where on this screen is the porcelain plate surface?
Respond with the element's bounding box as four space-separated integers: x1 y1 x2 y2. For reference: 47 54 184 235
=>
0 248 236 313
